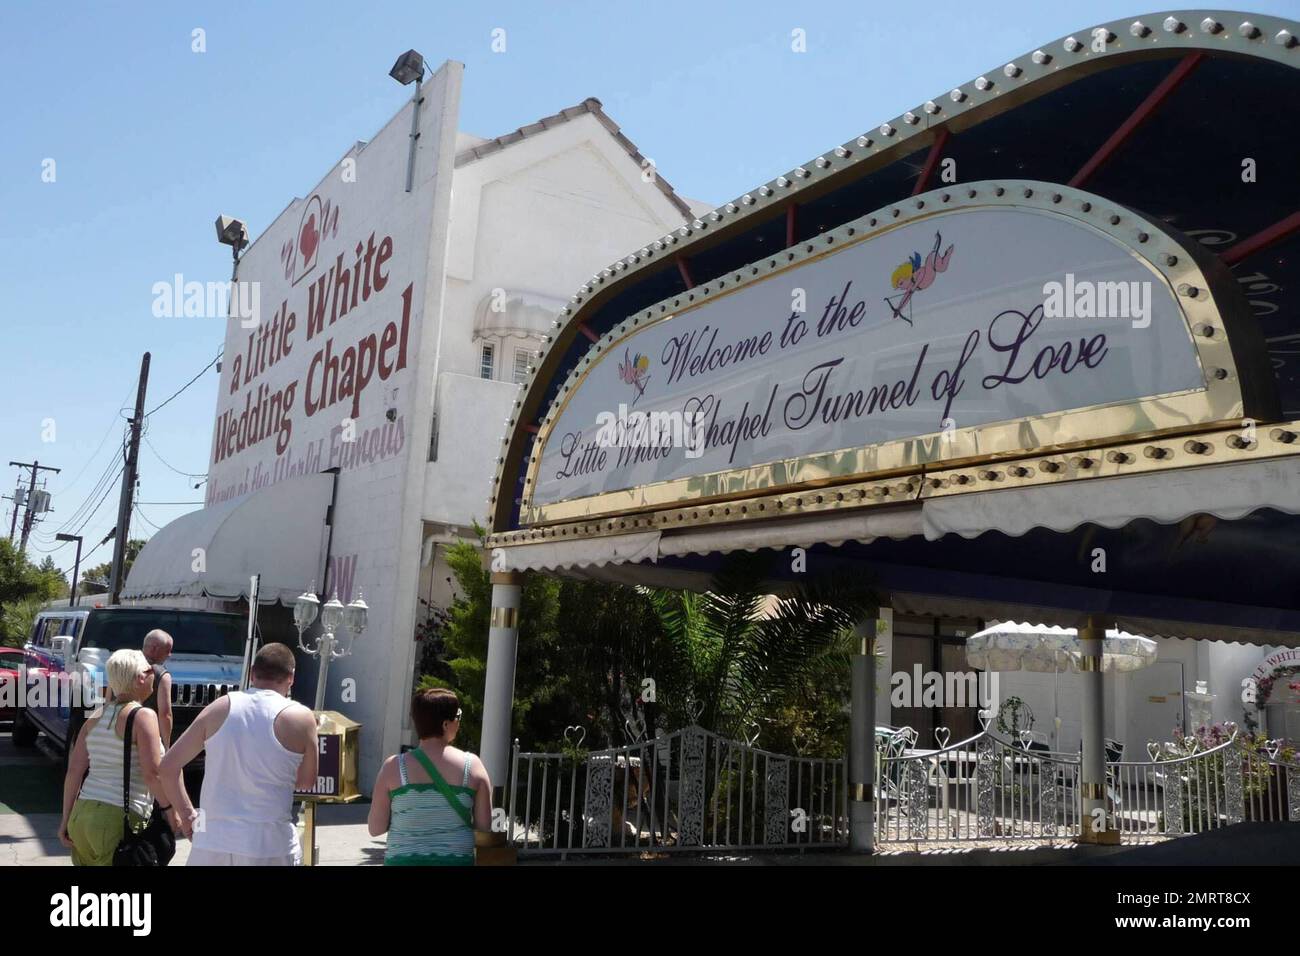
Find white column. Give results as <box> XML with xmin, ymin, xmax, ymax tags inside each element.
<box><xmin>1077</xmin><ymin>614</ymin><xmax>1118</xmax><ymax>844</ymax></box>
<box><xmin>480</xmin><ymin>571</ymin><xmax>522</xmax><ymax>787</ymax></box>
<box><xmin>850</xmin><ymin>606</ymin><xmax>888</xmax><ymax>852</ymax></box>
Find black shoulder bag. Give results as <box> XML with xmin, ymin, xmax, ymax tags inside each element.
<box><xmin>112</xmin><ymin>706</ymin><xmax>177</xmax><ymax>867</ymax></box>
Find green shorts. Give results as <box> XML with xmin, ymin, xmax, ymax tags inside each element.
<box><xmin>68</xmin><ymin>798</ymin><xmax>146</xmax><ymax>867</ymax></box>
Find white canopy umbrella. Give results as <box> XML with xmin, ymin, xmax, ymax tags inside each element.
<box><xmin>966</xmin><ymin>621</ymin><xmax>1158</xmax><ymax>748</ymax></box>
<box><xmin>966</xmin><ymin>621</ymin><xmax>1158</xmax><ymax>674</ymax></box>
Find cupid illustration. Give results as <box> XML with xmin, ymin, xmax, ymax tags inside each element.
<box><xmin>618</xmin><ymin>349</ymin><xmax>651</xmax><ymax>404</ymax></box>
<box><xmin>884</xmin><ymin>230</ymin><xmax>954</xmax><ymax>325</ymax></box>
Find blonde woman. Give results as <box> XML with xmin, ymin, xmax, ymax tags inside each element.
<box><xmin>59</xmin><ymin>648</ymin><xmax>181</xmax><ymax>865</ymax></box>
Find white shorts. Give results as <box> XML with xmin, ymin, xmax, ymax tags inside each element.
<box><xmin>187</xmin><ymin>846</ymin><xmax>301</xmax><ymax>866</ymax></box>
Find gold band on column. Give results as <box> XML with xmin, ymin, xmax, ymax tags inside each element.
<box><xmin>490</xmin><ymin>606</ymin><xmax>518</xmax><ymax>629</ymax></box>
<box><xmin>1081</xmin><ymin>781</ymin><xmax>1105</xmax><ymax>799</ymax></box>
<box><xmin>1078</xmin><ymin>654</ymin><xmax>1101</xmax><ymax>672</ymax></box>
<box><xmin>850</xmin><ymin>783</ymin><xmax>866</xmax><ymax>801</ymax></box>
<box><xmin>490</xmin><ymin>570</ymin><xmax>523</xmax><ymax>586</ymax></box>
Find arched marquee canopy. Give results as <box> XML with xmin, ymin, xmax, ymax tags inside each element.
<box><xmin>487</xmin><ymin>10</ymin><xmax>1300</xmax><ymax>647</ymax></box>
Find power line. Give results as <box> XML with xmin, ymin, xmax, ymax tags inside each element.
<box><xmin>36</xmin><ymin>445</ymin><xmax>124</xmax><ymax>540</ymax></box>
<box><xmin>143</xmin><ymin>433</ymin><xmax>207</xmax><ymax>479</ymax></box>
<box><xmin>51</xmin><ymin>383</ymin><xmax>136</xmax><ymax>497</ymax></box>
<box><xmin>30</xmin><ymin>465</ymin><xmax>123</xmax><ymax>553</ymax></box>
<box><xmin>49</xmin><ymin>533</ymin><xmax>113</xmax><ymax>580</ymax></box>
<box><xmin>134</xmin><ymin>503</ymin><xmax>161</xmax><ymax>532</ymax></box>
<box><xmin>145</xmin><ymin>349</ymin><xmax>222</xmax><ymax>418</ymax></box>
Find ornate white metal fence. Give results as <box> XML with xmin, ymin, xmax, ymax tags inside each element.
<box><xmin>506</xmin><ymin>726</ymin><xmax>848</xmax><ymax>856</ymax></box>
<box><xmin>1108</xmin><ymin>734</ymin><xmax>1300</xmax><ymax>837</ymax></box>
<box><xmin>875</xmin><ymin>726</ymin><xmax>1300</xmax><ymax>845</ymax></box>
<box><xmin>875</xmin><ymin>728</ymin><xmax>1082</xmax><ymax>842</ymax></box>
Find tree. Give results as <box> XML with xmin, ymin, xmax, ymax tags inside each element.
<box><xmin>80</xmin><ymin>537</ymin><xmax>147</xmax><ymax>594</ymax></box>
<box><xmin>644</xmin><ymin>551</ymin><xmax>880</xmax><ymax>746</ymax></box>
<box><xmin>437</xmin><ymin>531</ymin><xmax>561</xmax><ymax>752</ymax></box>
<box><xmin>430</xmin><ymin>538</ymin><xmax>879</xmax><ymax>757</ymax></box>
<box><xmin>0</xmin><ymin>539</ymin><xmax>70</xmax><ymax>645</ymax></box>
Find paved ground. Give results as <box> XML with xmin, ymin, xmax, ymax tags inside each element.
<box><xmin>0</xmin><ymin>726</ymin><xmax>389</xmax><ymax>866</ymax></box>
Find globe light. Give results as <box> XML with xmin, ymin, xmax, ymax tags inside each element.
<box><xmin>343</xmin><ymin>591</ymin><xmax>369</xmax><ymax>637</ymax></box>
<box><xmin>294</xmin><ymin>589</ymin><xmax>320</xmax><ymax>634</ymax></box>
<box><xmin>320</xmin><ymin>592</ymin><xmax>345</xmax><ymax>635</ymax></box>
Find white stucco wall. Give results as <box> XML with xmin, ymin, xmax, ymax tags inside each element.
<box><xmin>418</xmin><ymin>111</ymin><xmax>695</xmax><ymax>566</ymax></box>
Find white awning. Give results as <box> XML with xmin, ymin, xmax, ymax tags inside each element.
<box><xmin>923</xmin><ymin>457</ymin><xmax>1300</xmax><ymax>541</ymax></box>
<box><xmin>496</xmin><ymin>506</ymin><xmax>922</xmax><ymax>573</ymax></box>
<box><xmin>473</xmin><ymin>289</ymin><xmax>565</xmax><ymax>339</ymax></box>
<box><xmin>123</xmin><ymin>473</ymin><xmax>335</xmax><ymax>605</ymax></box>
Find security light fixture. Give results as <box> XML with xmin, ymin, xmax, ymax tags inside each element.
<box><xmin>388</xmin><ymin>49</ymin><xmax>426</xmax><ymax>86</ymax></box>
<box><xmin>390</xmin><ymin>49</ymin><xmax>430</xmax><ymax>192</ymax></box>
<box><xmin>215</xmin><ymin>215</ymin><xmax>248</xmax><ymax>250</ymax></box>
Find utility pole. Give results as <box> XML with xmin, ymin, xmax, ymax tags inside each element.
<box><xmin>4</xmin><ymin>490</ymin><xmax>22</xmax><ymax>542</ymax></box>
<box><xmin>9</xmin><ymin>460</ymin><xmax>61</xmax><ymax>553</ymax></box>
<box><xmin>109</xmin><ymin>353</ymin><xmax>150</xmax><ymax>605</ymax></box>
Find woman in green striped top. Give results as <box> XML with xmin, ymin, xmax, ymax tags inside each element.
<box><xmin>368</xmin><ymin>689</ymin><xmax>492</xmax><ymax>866</ymax></box>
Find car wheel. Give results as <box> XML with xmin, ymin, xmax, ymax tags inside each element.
<box><xmin>11</xmin><ymin>704</ymin><xmax>37</xmax><ymax>746</ymax></box>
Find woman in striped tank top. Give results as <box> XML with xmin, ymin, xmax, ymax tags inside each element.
<box><xmin>368</xmin><ymin>689</ymin><xmax>493</xmax><ymax>865</ymax></box>
<box><xmin>59</xmin><ymin>649</ymin><xmax>181</xmax><ymax>866</ymax></box>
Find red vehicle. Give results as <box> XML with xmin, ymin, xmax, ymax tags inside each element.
<box><xmin>0</xmin><ymin>645</ymin><xmax>23</xmax><ymax>723</ymax></box>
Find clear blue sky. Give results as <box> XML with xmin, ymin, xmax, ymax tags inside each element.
<box><xmin>3</xmin><ymin>0</ymin><xmax>1298</xmax><ymax>581</ymax></box>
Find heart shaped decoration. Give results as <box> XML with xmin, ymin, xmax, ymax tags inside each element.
<box><xmin>1265</xmin><ymin>739</ymin><xmax>1281</xmax><ymax>760</ymax></box>
<box><xmin>934</xmin><ymin>727</ymin><xmax>951</xmax><ymax>750</ymax></box>
<box><xmin>977</xmin><ymin>709</ymin><xmax>993</xmax><ymax>732</ymax></box>
<box><xmin>745</xmin><ymin>722</ymin><xmax>761</xmax><ymax>746</ymax></box>
<box><xmin>624</xmin><ymin>717</ymin><xmax>645</xmax><ymax>743</ymax></box>
<box><xmin>563</xmin><ymin>725</ymin><xmax>587</xmax><ymax>749</ymax></box>
<box><xmin>686</xmin><ymin>696</ymin><xmax>705</xmax><ymax>724</ymax></box>
<box><xmin>1147</xmin><ymin>741</ymin><xmax>1162</xmax><ymax>761</ymax></box>
<box><xmin>1019</xmin><ymin>729</ymin><xmax>1034</xmax><ymax>751</ymax></box>
<box><xmin>299</xmin><ymin>213</ymin><xmax>319</xmax><ymax>265</ymax></box>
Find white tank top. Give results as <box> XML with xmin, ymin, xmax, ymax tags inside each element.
<box><xmin>79</xmin><ymin>703</ymin><xmax>159</xmax><ymax>818</ymax></box>
<box><xmin>194</xmin><ymin>688</ymin><xmax>304</xmax><ymax>858</ymax></box>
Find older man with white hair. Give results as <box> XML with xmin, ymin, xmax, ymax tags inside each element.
<box><xmin>142</xmin><ymin>629</ymin><xmax>174</xmax><ymax>746</ymax></box>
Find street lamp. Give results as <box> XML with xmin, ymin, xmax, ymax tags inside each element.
<box><xmin>293</xmin><ymin>586</ymin><xmax>368</xmax><ymax>721</ymax></box>
<box><xmin>55</xmin><ymin>533</ymin><xmax>83</xmax><ymax>606</ymax></box>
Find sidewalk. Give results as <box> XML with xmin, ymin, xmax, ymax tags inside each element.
<box><xmin>0</xmin><ymin>802</ymin><xmax>388</xmax><ymax>866</ymax></box>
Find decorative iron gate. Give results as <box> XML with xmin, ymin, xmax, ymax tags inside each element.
<box><xmin>875</xmin><ymin>727</ymin><xmax>1082</xmax><ymax>842</ymax></box>
<box><xmin>875</xmin><ymin>726</ymin><xmax>1299</xmax><ymax>845</ymax></box>
<box><xmin>506</xmin><ymin>726</ymin><xmax>847</xmax><ymax>856</ymax></box>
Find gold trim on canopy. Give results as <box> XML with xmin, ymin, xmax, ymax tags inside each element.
<box><xmin>515</xmin><ymin>181</ymin><xmax>1268</xmax><ymax>528</ymax></box>
<box><xmin>489</xmin><ymin>11</ymin><xmax>1300</xmax><ymax>537</ymax></box>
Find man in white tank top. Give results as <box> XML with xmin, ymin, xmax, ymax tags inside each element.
<box><xmin>159</xmin><ymin>643</ymin><xmax>318</xmax><ymax>865</ymax></box>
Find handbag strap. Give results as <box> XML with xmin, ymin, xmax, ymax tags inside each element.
<box><xmin>120</xmin><ymin>705</ymin><xmax>139</xmax><ymax>840</ymax></box>
<box><xmin>407</xmin><ymin>748</ymin><xmax>474</xmax><ymax>830</ymax></box>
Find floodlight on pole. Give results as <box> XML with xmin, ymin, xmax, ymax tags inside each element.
<box><xmin>215</xmin><ymin>214</ymin><xmax>249</xmax><ymax>276</ymax></box>
<box><xmin>388</xmin><ymin>49</ymin><xmax>426</xmax><ymax>85</ymax></box>
<box><xmin>389</xmin><ymin>49</ymin><xmax>429</xmax><ymax>193</ymax></box>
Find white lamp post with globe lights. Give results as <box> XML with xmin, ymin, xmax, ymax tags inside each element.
<box><xmin>293</xmin><ymin>585</ymin><xmax>368</xmax><ymax>722</ymax></box>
